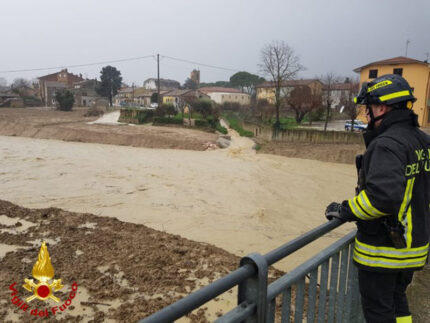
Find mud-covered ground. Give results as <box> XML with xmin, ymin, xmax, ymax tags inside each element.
<box><xmin>0</xmin><ymin>200</ymin><xmax>284</xmax><ymax>322</ymax></box>
<box><xmin>0</xmin><ymin>108</ymin><xmax>218</xmax><ymax>151</ymax></box>
<box><xmin>256</xmin><ymin>140</ymin><xmax>365</xmax><ymax>165</ymax></box>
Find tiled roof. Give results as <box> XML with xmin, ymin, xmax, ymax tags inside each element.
<box><xmin>198</xmin><ymin>87</ymin><xmax>241</xmax><ymax>94</ymax></box>
<box><xmin>354</xmin><ymin>56</ymin><xmax>429</xmax><ymax>72</ymax></box>
<box><xmin>163</xmin><ymin>89</ymin><xmax>193</xmax><ymax>96</ymax></box>
<box><xmin>323</xmin><ymin>83</ymin><xmax>356</xmax><ymax>91</ymax></box>
<box><xmin>38</xmin><ymin>69</ymin><xmax>84</xmax><ymax>82</ymax></box>
<box><xmin>117</xmin><ymin>87</ymin><xmax>134</xmax><ymax>93</ymax></box>
<box><xmin>256</xmin><ymin>79</ymin><xmax>321</xmax><ymax>88</ymax></box>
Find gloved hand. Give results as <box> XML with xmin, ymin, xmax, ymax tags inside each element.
<box><xmin>325</xmin><ymin>202</ymin><xmax>345</xmax><ymax>222</ymax></box>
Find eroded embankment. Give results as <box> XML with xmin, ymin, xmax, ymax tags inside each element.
<box><xmin>0</xmin><ymin>200</ymin><xmax>284</xmax><ymax>322</ymax></box>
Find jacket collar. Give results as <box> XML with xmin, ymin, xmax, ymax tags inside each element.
<box><xmin>363</xmin><ymin>109</ymin><xmax>419</xmax><ymax>147</ymax></box>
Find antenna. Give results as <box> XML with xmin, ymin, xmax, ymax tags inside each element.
<box><xmin>405</xmin><ymin>39</ymin><xmax>410</xmax><ymax>57</ymax></box>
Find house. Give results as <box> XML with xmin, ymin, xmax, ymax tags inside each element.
<box><xmin>162</xmin><ymin>89</ymin><xmax>210</xmax><ymax>110</ymax></box>
<box><xmin>133</xmin><ymin>87</ymin><xmax>156</xmax><ymax>107</ymax></box>
<box><xmin>42</xmin><ymin>81</ymin><xmax>68</xmax><ymax>106</ymax></box>
<box><xmin>324</xmin><ymin>82</ymin><xmax>358</xmax><ymax>111</ymax></box>
<box><xmin>256</xmin><ymin>79</ymin><xmax>323</xmax><ymax>104</ymax></box>
<box><xmin>143</xmin><ymin>78</ymin><xmax>180</xmax><ymax>91</ymax></box>
<box><xmin>199</xmin><ymin>87</ymin><xmax>251</xmax><ymax>106</ymax></box>
<box><xmin>71</xmin><ymin>79</ymin><xmax>101</xmax><ymax>107</ymax></box>
<box><xmin>353</xmin><ymin>56</ymin><xmax>430</xmax><ymax>126</ymax></box>
<box><xmin>0</xmin><ymin>90</ymin><xmax>23</xmax><ymax>108</ymax></box>
<box><xmin>38</xmin><ymin>69</ymin><xmax>84</xmax><ymax>106</ymax></box>
<box><xmin>114</xmin><ymin>87</ymin><xmax>134</xmax><ymax>106</ymax></box>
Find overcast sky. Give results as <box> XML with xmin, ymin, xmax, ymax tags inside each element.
<box><xmin>1</xmin><ymin>0</ymin><xmax>429</xmax><ymax>86</ymax></box>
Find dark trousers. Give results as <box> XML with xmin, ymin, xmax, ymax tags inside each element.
<box><xmin>358</xmin><ymin>269</ymin><xmax>414</xmax><ymax>323</ymax></box>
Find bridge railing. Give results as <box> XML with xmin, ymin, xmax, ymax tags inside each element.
<box><xmin>140</xmin><ymin>219</ymin><xmax>365</xmax><ymax>323</ymax></box>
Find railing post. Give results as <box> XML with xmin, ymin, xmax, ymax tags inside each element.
<box><xmin>238</xmin><ymin>253</ymin><xmax>268</xmax><ymax>323</ymax></box>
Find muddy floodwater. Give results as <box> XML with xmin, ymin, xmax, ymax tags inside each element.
<box><xmin>0</xmin><ymin>133</ymin><xmax>356</xmax><ymax>272</ymax></box>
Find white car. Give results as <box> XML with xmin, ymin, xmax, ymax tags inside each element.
<box><xmin>345</xmin><ymin>120</ymin><xmax>367</xmax><ymax>132</ymax></box>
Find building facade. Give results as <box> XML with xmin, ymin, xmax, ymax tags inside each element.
<box><xmin>162</xmin><ymin>89</ymin><xmax>209</xmax><ymax>111</ymax></box>
<box><xmin>256</xmin><ymin>79</ymin><xmax>323</xmax><ymax>104</ymax></box>
<box><xmin>199</xmin><ymin>87</ymin><xmax>250</xmax><ymax>105</ymax></box>
<box><xmin>71</xmin><ymin>79</ymin><xmax>101</xmax><ymax>107</ymax></box>
<box><xmin>354</xmin><ymin>56</ymin><xmax>430</xmax><ymax>126</ymax></box>
<box><xmin>38</xmin><ymin>69</ymin><xmax>84</xmax><ymax>106</ymax></box>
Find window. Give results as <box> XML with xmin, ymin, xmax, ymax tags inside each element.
<box><xmin>369</xmin><ymin>69</ymin><xmax>378</xmax><ymax>78</ymax></box>
<box><xmin>393</xmin><ymin>68</ymin><xmax>403</xmax><ymax>76</ymax></box>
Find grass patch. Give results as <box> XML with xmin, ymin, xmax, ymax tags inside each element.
<box><xmin>153</xmin><ymin>116</ymin><xmax>184</xmax><ymax>125</ymax></box>
<box><xmin>223</xmin><ymin>114</ymin><xmax>253</xmax><ymax>137</ymax></box>
<box><xmin>215</xmin><ymin>121</ymin><xmax>228</xmax><ymax>134</ymax></box>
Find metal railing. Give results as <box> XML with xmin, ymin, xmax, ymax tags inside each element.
<box><xmin>140</xmin><ymin>219</ymin><xmax>365</xmax><ymax>323</ymax></box>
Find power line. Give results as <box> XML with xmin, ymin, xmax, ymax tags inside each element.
<box><xmin>0</xmin><ymin>55</ymin><xmax>155</xmax><ymax>73</ymax></box>
<box><xmin>161</xmin><ymin>55</ymin><xmax>241</xmax><ymax>72</ymax></box>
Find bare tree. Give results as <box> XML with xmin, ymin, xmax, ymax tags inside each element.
<box><xmin>287</xmin><ymin>85</ymin><xmax>322</xmax><ymax>123</ymax></box>
<box><xmin>340</xmin><ymin>79</ymin><xmax>360</xmax><ymax>131</ymax></box>
<box><xmin>0</xmin><ymin>77</ymin><xmax>7</xmax><ymax>90</ymax></box>
<box><xmin>11</xmin><ymin>78</ymin><xmax>30</xmax><ymax>90</ymax></box>
<box><xmin>322</xmin><ymin>72</ymin><xmax>339</xmax><ymax>131</ymax></box>
<box><xmin>253</xmin><ymin>98</ymin><xmax>276</xmax><ymax>122</ymax></box>
<box><xmin>259</xmin><ymin>40</ymin><xmax>304</xmax><ymax>132</ymax></box>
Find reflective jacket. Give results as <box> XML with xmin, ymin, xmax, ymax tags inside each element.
<box><xmin>342</xmin><ymin>109</ymin><xmax>430</xmax><ymax>272</ymax></box>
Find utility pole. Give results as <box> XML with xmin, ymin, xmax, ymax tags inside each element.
<box><xmin>157</xmin><ymin>53</ymin><xmax>160</xmax><ymax>107</ymax></box>
<box><xmin>405</xmin><ymin>39</ymin><xmax>410</xmax><ymax>57</ymax></box>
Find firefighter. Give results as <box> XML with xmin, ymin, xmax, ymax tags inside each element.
<box><xmin>325</xmin><ymin>74</ymin><xmax>430</xmax><ymax>323</ymax></box>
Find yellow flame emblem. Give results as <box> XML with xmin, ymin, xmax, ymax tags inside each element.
<box><xmin>23</xmin><ymin>241</ymin><xmax>63</xmax><ymax>302</ymax></box>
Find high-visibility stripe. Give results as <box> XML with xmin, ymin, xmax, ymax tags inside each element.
<box><xmin>348</xmin><ymin>190</ymin><xmax>388</xmax><ymax>220</ymax></box>
<box><xmin>348</xmin><ymin>198</ymin><xmax>372</xmax><ymax>220</ymax></box>
<box><xmin>359</xmin><ymin>190</ymin><xmax>388</xmax><ymax>216</ymax></box>
<box><xmin>397</xmin><ymin>178</ymin><xmax>415</xmax><ymax>248</ymax></box>
<box><xmin>406</xmin><ymin>205</ymin><xmax>413</xmax><ymax>248</ymax></box>
<box><xmin>355</xmin><ymin>239</ymin><xmax>429</xmax><ymax>258</ymax></box>
<box><xmin>379</xmin><ymin>90</ymin><xmax>411</xmax><ymax>102</ymax></box>
<box><xmin>396</xmin><ymin>315</ymin><xmax>412</xmax><ymax>323</ymax></box>
<box><xmin>356</xmin><ymin>195</ymin><xmax>379</xmax><ymax>219</ymax></box>
<box><xmin>353</xmin><ymin>253</ymin><xmax>427</xmax><ymax>269</ymax></box>
<box><xmin>398</xmin><ymin>178</ymin><xmax>414</xmax><ymax>222</ymax></box>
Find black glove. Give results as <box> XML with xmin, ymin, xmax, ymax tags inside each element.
<box><xmin>325</xmin><ymin>202</ymin><xmax>345</xmax><ymax>222</ymax></box>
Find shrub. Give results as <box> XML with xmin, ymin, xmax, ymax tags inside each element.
<box><xmin>220</xmin><ymin>101</ymin><xmax>241</xmax><ymax>112</ymax></box>
<box><xmin>195</xmin><ymin>119</ymin><xmax>209</xmax><ymax>127</ymax></box>
<box><xmin>215</xmin><ymin>122</ymin><xmax>228</xmax><ymax>134</ymax></box>
<box><xmin>192</xmin><ymin>99</ymin><xmax>216</xmax><ymax>119</ymax></box>
<box><xmin>22</xmin><ymin>96</ymin><xmax>42</xmax><ymax>107</ymax></box>
<box><xmin>137</xmin><ymin>110</ymin><xmax>154</xmax><ymax>123</ymax></box>
<box><xmin>155</xmin><ymin>105</ymin><xmax>167</xmax><ymax>117</ymax></box>
<box><xmin>55</xmin><ymin>90</ymin><xmax>75</xmax><ymax>111</ymax></box>
<box><xmin>224</xmin><ymin>114</ymin><xmax>253</xmax><ymax>137</ymax></box>
<box><xmin>153</xmin><ymin>116</ymin><xmax>183</xmax><ymax>125</ymax></box>
<box><xmin>84</xmin><ymin>106</ymin><xmax>104</xmax><ymax>117</ymax></box>
<box><xmin>164</xmin><ymin>103</ymin><xmax>176</xmax><ymax>117</ymax></box>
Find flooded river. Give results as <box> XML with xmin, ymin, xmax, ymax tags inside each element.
<box><xmin>0</xmin><ymin>133</ymin><xmax>356</xmax><ymax>271</ymax></box>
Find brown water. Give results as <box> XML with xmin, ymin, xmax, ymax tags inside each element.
<box><xmin>0</xmin><ymin>133</ymin><xmax>356</xmax><ymax>272</ymax></box>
